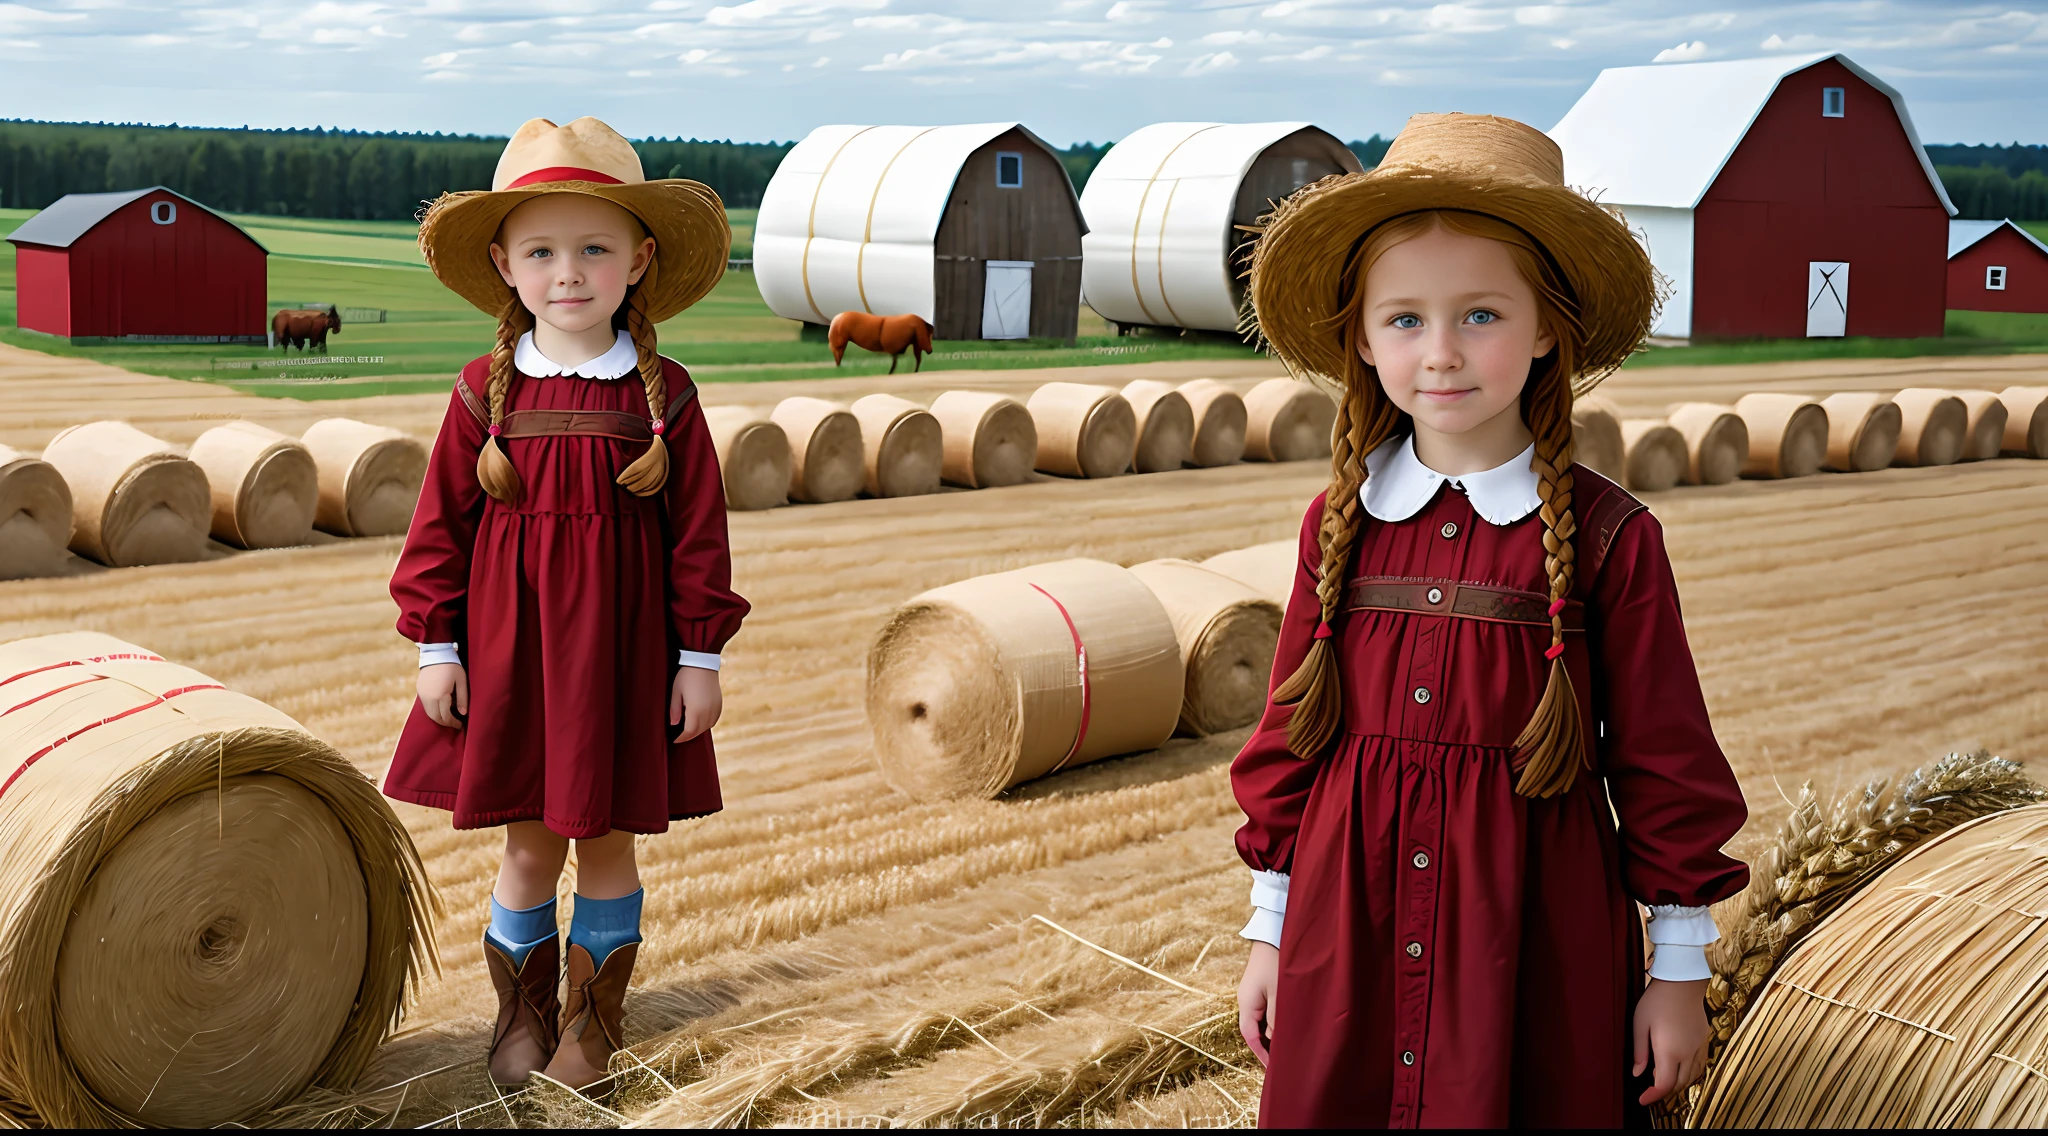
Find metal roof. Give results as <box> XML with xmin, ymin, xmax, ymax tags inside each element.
<box><xmin>6</xmin><ymin>186</ymin><xmax>266</xmax><ymax>251</ymax></box>
<box><xmin>1949</xmin><ymin>218</ymin><xmax>2048</xmax><ymax>259</ymax></box>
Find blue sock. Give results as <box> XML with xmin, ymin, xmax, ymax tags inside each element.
<box><xmin>569</xmin><ymin>889</ymin><xmax>644</xmax><ymax>970</ymax></box>
<box><xmin>485</xmin><ymin>895</ymin><xmax>558</xmax><ymax>968</ymax></box>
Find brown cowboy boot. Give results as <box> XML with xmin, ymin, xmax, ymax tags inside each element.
<box><xmin>483</xmin><ymin>934</ymin><xmax>561</xmax><ymax>1086</ymax></box>
<box><xmin>541</xmin><ymin>942</ymin><xmax>638</xmax><ymax>1090</ymax></box>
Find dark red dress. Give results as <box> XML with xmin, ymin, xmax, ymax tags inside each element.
<box><xmin>384</xmin><ymin>355</ymin><xmax>748</xmax><ymax>838</ymax></box>
<box><xmin>1232</xmin><ymin>467</ymin><xmax>1748</xmax><ymax>1128</ymax></box>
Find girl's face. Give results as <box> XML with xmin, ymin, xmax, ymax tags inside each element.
<box><xmin>1356</xmin><ymin>222</ymin><xmax>1557</xmax><ymax>438</ymax></box>
<box><xmin>489</xmin><ymin>194</ymin><xmax>656</xmax><ymax>335</ymax></box>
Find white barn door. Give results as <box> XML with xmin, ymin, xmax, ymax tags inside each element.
<box><xmin>982</xmin><ymin>260</ymin><xmax>1033</xmax><ymax>339</ymax></box>
<box><xmin>1806</xmin><ymin>262</ymin><xmax>1849</xmax><ymax>337</ymax></box>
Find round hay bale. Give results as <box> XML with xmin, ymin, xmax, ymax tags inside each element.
<box><xmin>1028</xmin><ymin>383</ymin><xmax>1137</xmax><ymax>479</ymax></box>
<box><xmin>1665</xmin><ymin>403</ymin><xmax>1749</xmax><ymax>485</ymax></box>
<box><xmin>40</xmin><ymin>421</ymin><xmax>211</xmax><ymax>567</ymax></box>
<box><xmin>1618</xmin><ymin>420</ymin><xmax>1687</xmax><ymax>493</ymax></box>
<box><xmin>1817</xmin><ymin>392</ymin><xmax>1903</xmax><ymax>473</ymax></box>
<box><xmin>1242</xmin><ymin>378</ymin><xmax>1335</xmax><ymax>462</ymax></box>
<box><xmin>1119</xmin><ymin>380</ymin><xmax>1196</xmax><ymax>473</ymax></box>
<box><xmin>929</xmin><ymin>390</ymin><xmax>1037</xmax><ymax>489</ymax></box>
<box><xmin>849</xmin><ymin>394</ymin><xmax>943</xmax><ymax>498</ymax></box>
<box><xmin>702</xmin><ymin>406</ymin><xmax>791</xmax><ymax>511</ymax></box>
<box><xmin>1998</xmin><ymin>386</ymin><xmax>2048</xmax><ymax>458</ymax></box>
<box><xmin>1198</xmin><ymin>540</ymin><xmax>1297</xmax><ymax>606</ymax></box>
<box><xmin>865</xmin><ymin>559</ymin><xmax>1183</xmax><ymax>800</ymax></box>
<box><xmin>300</xmin><ymin>418</ymin><xmax>427</xmax><ymax>538</ymax></box>
<box><xmin>1178</xmin><ymin>379</ymin><xmax>1247</xmax><ymax>467</ymax></box>
<box><xmin>0</xmin><ymin>445</ymin><xmax>72</xmax><ymax>581</ymax></box>
<box><xmin>1889</xmin><ymin>388</ymin><xmax>1967</xmax><ymax>468</ymax></box>
<box><xmin>1691</xmin><ymin>804</ymin><xmax>2048</xmax><ymax>1128</ymax></box>
<box><xmin>1128</xmin><ymin>559</ymin><xmax>1281</xmax><ymax>736</ymax></box>
<box><xmin>1733</xmin><ymin>393</ymin><xmax>1829</xmax><ymax>479</ymax></box>
<box><xmin>1571</xmin><ymin>396</ymin><xmax>1625</xmax><ymax>482</ymax></box>
<box><xmin>188</xmin><ymin>421</ymin><xmax>318</xmax><ymax>550</ymax></box>
<box><xmin>770</xmin><ymin>397</ymin><xmax>864</xmax><ymax>504</ymax></box>
<box><xmin>1954</xmin><ymin>389</ymin><xmax>2010</xmax><ymax>461</ymax></box>
<box><xmin>0</xmin><ymin>632</ymin><xmax>434</xmax><ymax>1128</ymax></box>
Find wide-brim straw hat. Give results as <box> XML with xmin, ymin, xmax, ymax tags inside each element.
<box><xmin>1249</xmin><ymin>112</ymin><xmax>1655</xmax><ymax>396</ymax></box>
<box><xmin>418</xmin><ymin>116</ymin><xmax>729</xmax><ymax>323</ymax></box>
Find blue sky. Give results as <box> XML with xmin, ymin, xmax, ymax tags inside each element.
<box><xmin>1</xmin><ymin>1</ymin><xmax>2043</xmax><ymax>144</ymax></box>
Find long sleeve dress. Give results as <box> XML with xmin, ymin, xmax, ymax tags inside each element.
<box><xmin>384</xmin><ymin>341</ymin><xmax>749</xmax><ymax>839</ymax></box>
<box><xmin>1232</xmin><ymin>435</ymin><xmax>1748</xmax><ymax>1129</ymax></box>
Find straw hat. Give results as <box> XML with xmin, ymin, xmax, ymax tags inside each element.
<box><xmin>418</xmin><ymin>117</ymin><xmax>730</xmax><ymax>322</ymax></box>
<box><xmin>1248</xmin><ymin>113</ymin><xmax>1655</xmax><ymax>395</ymax></box>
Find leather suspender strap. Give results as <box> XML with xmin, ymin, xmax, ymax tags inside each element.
<box><xmin>662</xmin><ymin>381</ymin><xmax>699</xmax><ymax>426</ymax></box>
<box><xmin>1345</xmin><ymin>576</ymin><xmax>1586</xmax><ymax>632</ymax></box>
<box><xmin>455</xmin><ymin>377</ymin><xmax>489</xmax><ymax>426</ymax></box>
<box><xmin>1578</xmin><ymin>483</ymin><xmax>1648</xmax><ymax>586</ymax></box>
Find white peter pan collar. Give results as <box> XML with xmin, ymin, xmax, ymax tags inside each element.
<box><xmin>1361</xmin><ymin>434</ymin><xmax>1543</xmax><ymax>526</ymax></box>
<box><xmin>514</xmin><ymin>329</ymin><xmax>638</xmax><ymax>380</ymax></box>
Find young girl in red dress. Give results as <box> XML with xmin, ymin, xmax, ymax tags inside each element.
<box><xmin>384</xmin><ymin>117</ymin><xmax>748</xmax><ymax>1090</ymax></box>
<box><xmin>1231</xmin><ymin>113</ymin><xmax>1749</xmax><ymax>1128</ymax></box>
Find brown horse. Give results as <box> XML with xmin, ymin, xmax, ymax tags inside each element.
<box><xmin>273</xmin><ymin>307</ymin><xmax>342</xmax><ymax>353</ymax></box>
<box><xmin>829</xmin><ymin>311</ymin><xmax>932</xmax><ymax>374</ymax></box>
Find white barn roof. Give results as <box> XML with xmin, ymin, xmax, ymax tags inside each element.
<box><xmin>1549</xmin><ymin>52</ymin><xmax>1954</xmax><ymax>214</ymax></box>
<box><xmin>753</xmin><ymin>123</ymin><xmax>1073</xmax><ymax>326</ymax></box>
<box><xmin>1079</xmin><ymin>122</ymin><xmax>1360</xmax><ymax>332</ymax></box>
<box><xmin>1949</xmin><ymin>218</ymin><xmax>2048</xmax><ymax>259</ymax></box>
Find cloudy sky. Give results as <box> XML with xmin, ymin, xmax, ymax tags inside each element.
<box><xmin>2</xmin><ymin>1</ymin><xmax>2043</xmax><ymax>144</ymax></box>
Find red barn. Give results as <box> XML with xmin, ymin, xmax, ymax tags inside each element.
<box><xmin>1551</xmin><ymin>52</ymin><xmax>1955</xmax><ymax>340</ymax></box>
<box><xmin>1948</xmin><ymin>219</ymin><xmax>2048</xmax><ymax>314</ymax></box>
<box><xmin>7</xmin><ymin>187</ymin><xmax>267</xmax><ymax>343</ymax></box>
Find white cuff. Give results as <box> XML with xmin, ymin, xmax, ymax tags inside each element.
<box><xmin>417</xmin><ymin>642</ymin><xmax>461</xmax><ymax>668</ymax></box>
<box><xmin>1645</xmin><ymin>904</ymin><xmax>1718</xmax><ymax>946</ymax></box>
<box><xmin>1241</xmin><ymin>906</ymin><xmax>1285</xmax><ymax>948</ymax></box>
<box><xmin>1240</xmin><ymin>869</ymin><xmax>1289</xmax><ymax>947</ymax></box>
<box><xmin>1647</xmin><ymin>942</ymin><xmax>1711</xmax><ymax>982</ymax></box>
<box><xmin>677</xmin><ymin>649</ymin><xmax>722</xmax><ymax>672</ymax></box>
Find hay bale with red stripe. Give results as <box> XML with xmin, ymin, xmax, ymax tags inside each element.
<box><xmin>0</xmin><ymin>632</ymin><xmax>435</xmax><ymax>1129</ymax></box>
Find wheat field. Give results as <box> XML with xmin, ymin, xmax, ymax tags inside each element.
<box><xmin>1</xmin><ymin>345</ymin><xmax>2044</xmax><ymax>1126</ymax></box>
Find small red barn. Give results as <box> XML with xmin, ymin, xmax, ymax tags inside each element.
<box><xmin>1948</xmin><ymin>219</ymin><xmax>2048</xmax><ymax>314</ymax></box>
<box><xmin>7</xmin><ymin>187</ymin><xmax>267</xmax><ymax>343</ymax></box>
<box><xmin>1551</xmin><ymin>52</ymin><xmax>1955</xmax><ymax>340</ymax></box>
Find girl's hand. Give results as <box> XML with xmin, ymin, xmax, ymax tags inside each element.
<box><xmin>417</xmin><ymin>663</ymin><xmax>468</xmax><ymax>728</ymax></box>
<box><xmin>672</xmin><ymin>667</ymin><xmax>723</xmax><ymax>742</ymax></box>
<box><xmin>1633</xmin><ymin>977</ymin><xmax>1712</xmax><ymax>1105</ymax></box>
<box><xmin>1237</xmin><ymin>941</ymin><xmax>1280</xmax><ymax>1067</ymax></box>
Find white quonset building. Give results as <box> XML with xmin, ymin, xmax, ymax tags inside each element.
<box><xmin>1079</xmin><ymin>123</ymin><xmax>1360</xmax><ymax>334</ymax></box>
<box><xmin>753</xmin><ymin>123</ymin><xmax>1087</xmax><ymax>341</ymax></box>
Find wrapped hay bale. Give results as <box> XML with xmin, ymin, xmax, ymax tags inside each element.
<box><xmin>1178</xmin><ymin>379</ymin><xmax>1247</xmax><ymax>467</ymax></box>
<box><xmin>849</xmin><ymin>394</ymin><xmax>943</xmax><ymax>498</ymax></box>
<box><xmin>1129</xmin><ymin>559</ymin><xmax>1281</xmax><ymax>736</ymax></box>
<box><xmin>1242</xmin><ymin>378</ymin><xmax>1335</xmax><ymax>462</ymax></box>
<box><xmin>1119</xmin><ymin>380</ymin><xmax>1195</xmax><ymax>473</ymax></box>
<box><xmin>1889</xmin><ymin>388</ymin><xmax>1967</xmax><ymax>468</ymax></box>
<box><xmin>301</xmin><ymin>418</ymin><xmax>427</xmax><ymax>538</ymax></box>
<box><xmin>0</xmin><ymin>632</ymin><xmax>434</xmax><ymax>1128</ymax></box>
<box><xmin>188</xmin><ymin>421</ymin><xmax>318</xmax><ymax>550</ymax></box>
<box><xmin>40</xmin><ymin>421</ymin><xmax>211</xmax><ymax>567</ymax></box>
<box><xmin>1733</xmin><ymin>393</ymin><xmax>1829</xmax><ymax>479</ymax></box>
<box><xmin>1817</xmin><ymin>392</ymin><xmax>1903</xmax><ymax>473</ymax></box>
<box><xmin>930</xmin><ymin>390</ymin><xmax>1037</xmax><ymax>489</ymax></box>
<box><xmin>703</xmin><ymin>406</ymin><xmax>792</xmax><ymax>511</ymax></box>
<box><xmin>2000</xmin><ymin>386</ymin><xmax>2048</xmax><ymax>457</ymax></box>
<box><xmin>1199</xmin><ymin>540</ymin><xmax>1297</xmax><ymax>606</ymax></box>
<box><xmin>1618</xmin><ymin>420</ymin><xmax>1687</xmax><ymax>493</ymax></box>
<box><xmin>770</xmin><ymin>397</ymin><xmax>864</xmax><ymax>504</ymax></box>
<box><xmin>866</xmin><ymin>559</ymin><xmax>1182</xmax><ymax>800</ymax></box>
<box><xmin>1570</xmin><ymin>397</ymin><xmax>1625</xmax><ymax>482</ymax></box>
<box><xmin>1954</xmin><ymin>389</ymin><xmax>2010</xmax><ymax>461</ymax></box>
<box><xmin>1665</xmin><ymin>403</ymin><xmax>1749</xmax><ymax>485</ymax></box>
<box><xmin>0</xmin><ymin>445</ymin><xmax>72</xmax><ymax>580</ymax></box>
<box><xmin>1028</xmin><ymin>383</ymin><xmax>1137</xmax><ymax>479</ymax></box>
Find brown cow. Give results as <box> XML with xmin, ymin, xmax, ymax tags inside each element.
<box><xmin>273</xmin><ymin>307</ymin><xmax>343</xmax><ymax>353</ymax></box>
<box><xmin>829</xmin><ymin>311</ymin><xmax>932</xmax><ymax>374</ymax></box>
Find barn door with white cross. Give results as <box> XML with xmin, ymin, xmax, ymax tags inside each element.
<box><xmin>1806</xmin><ymin>261</ymin><xmax>1849</xmax><ymax>337</ymax></box>
<box><xmin>982</xmin><ymin>260</ymin><xmax>1034</xmax><ymax>339</ymax></box>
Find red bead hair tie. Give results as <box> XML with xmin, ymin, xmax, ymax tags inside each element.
<box><xmin>1313</xmin><ymin>622</ymin><xmax>1333</xmax><ymax>640</ymax></box>
<box><xmin>650</xmin><ymin>418</ymin><xmax>665</xmax><ymax>436</ymax></box>
<box><xmin>1547</xmin><ymin>598</ymin><xmax>1566</xmax><ymax>616</ymax></box>
<box><xmin>1544</xmin><ymin>642</ymin><xmax>1566</xmax><ymax>660</ymax></box>
<box><xmin>488</xmin><ymin>424</ymin><xmax>502</xmax><ymax>437</ymax></box>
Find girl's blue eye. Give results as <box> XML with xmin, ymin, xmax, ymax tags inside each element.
<box><xmin>584</xmin><ymin>245</ymin><xmax>607</xmax><ymax>257</ymax></box>
<box><xmin>528</xmin><ymin>248</ymin><xmax>551</xmax><ymax>259</ymax></box>
<box><xmin>1392</xmin><ymin>314</ymin><xmax>1422</xmax><ymax>330</ymax></box>
<box><xmin>1468</xmin><ymin>309</ymin><xmax>1498</xmax><ymax>325</ymax></box>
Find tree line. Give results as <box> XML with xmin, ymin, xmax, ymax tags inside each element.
<box><xmin>1926</xmin><ymin>145</ymin><xmax>2048</xmax><ymax>222</ymax></box>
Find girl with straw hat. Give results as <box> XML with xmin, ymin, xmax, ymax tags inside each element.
<box><xmin>384</xmin><ymin>117</ymin><xmax>748</xmax><ymax>1091</ymax></box>
<box><xmin>1229</xmin><ymin>113</ymin><xmax>1749</xmax><ymax>1127</ymax></box>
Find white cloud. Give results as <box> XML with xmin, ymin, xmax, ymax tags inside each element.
<box><xmin>1105</xmin><ymin>1</ymin><xmax>1164</xmax><ymax>23</ymax></box>
<box><xmin>421</xmin><ymin>50</ymin><xmax>458</xmax><ymax>66</ymax></box>
<box><xmin>811</xmin><ymin>54</ymin><xmax>830</xmax><ymax>66</ymax></box>
<box><xmin>1202</xmin><ymin>29</ymin><xmax>1265</xmax><ymax>45</ymax></box>
<box><xmin>1653</xmin><ymin>40</ymin><xmax>1709</xmax><ymax>62</ymax></box>
<box><xmin>1183</xmin><ymin>49</ymin><xmax>1237</xmax><ymax>75</ymax></box>
<box><xmin>1262</xmin><ymin>43</ymin><xmax>1332</xmax><ymax>62</ymax></box>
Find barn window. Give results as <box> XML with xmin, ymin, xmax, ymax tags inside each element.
<box><xmin>1822</xmin><ymin>87</ymin><xmax>1845</xmax><ymax>117</ymax></box>
<box><xmin>995</xmin><ymin>151</ymin><xmax>1024</xmax><ymax>188</ymax></box>
<box><xmin>1987</xmin><ymin>265</ymin><xmax>2007</xmax><ymax>291</ymax></box>
<box><xmin>150</xmin><ymin>201</ymin><xmax>177</xmax><ymax>225</ymax></box>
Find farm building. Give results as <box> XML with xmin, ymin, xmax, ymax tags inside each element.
<box><xmin>7</xmin><ymin>186</ymin><xmax>267</xmax><ymax>344</ymax></box>
<box><xmin>754</xmin><ymin>124</ymin><xmax>1086</xmax><ymax>341</ymax></box>
<box><xmin>1550</xmin><ymin>52</ymin><xmax>1954</xmax><ymax>340</ymax></box>
<box><xmin>1079</xmin><ymin>123</ymin><xmax>1361</xmax><ymax>334</ymax></box>
<box><xmin>1947</xmin><ymin>219</ymin><xmax>2048</xmax><ymax>313</ymax></box>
